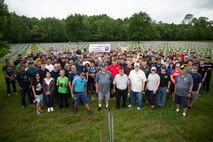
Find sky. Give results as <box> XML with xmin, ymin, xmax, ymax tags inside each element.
<box><xmin>4</xmin><ymin>0</ymin><xmax>213</xmax><ymax>24</ymax></box>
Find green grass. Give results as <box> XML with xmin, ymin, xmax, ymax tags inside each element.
<box><xmin>0</xmin><ymin>64</ymin><xmax>213</xmax><ymax>142</ymax></box>
<box><xmin>31</xmin><ymin>44</ymin><xmax>39</xmax><ymax>53</ymax></box>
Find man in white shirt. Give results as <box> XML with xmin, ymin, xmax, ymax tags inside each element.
<box><xmin>113</xmin><ymin>68</ymin><xmax>128</xmax><ymax>108</ymax></box>
<box><xmin>45</xmin><ymin>58</ymin><xmax>54</xmax><ymax>72</ymax></box>
<box><xmin>128</xmin><ymin>62</ymin><xmax>147</xmax><ymax>110</ymax></box>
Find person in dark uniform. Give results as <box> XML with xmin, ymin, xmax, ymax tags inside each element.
<box><xmin>2</xmin><ymin>59</ymin><xmax>17</xmax><ymax>96</ymax></box>
<box><xmin>203</xmin><ymin>57</ymin><xmax>213</xmax><ymax>92</ymax></box>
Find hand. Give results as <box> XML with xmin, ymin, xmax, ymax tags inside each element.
<box><xmin>34</xmin><ymin>95</ymin><xmax>37</xmax><ymax>98</ymax></box>
<box><xmin>113</xmin><ymin>89</ymin><xmax>116</xmax><ymax>93</ymax></box>
<box><xmin>188</xmin><ymin>92</ymin><xmax>192</xmax><ymax>98</ymax></box>
<box><xmin>166</xmin><ymin>88</ymin><xmax>169</xmax><ymax>93</ymax></box>
<box><xmin>153</xmin><ymin>90</ymin><xmax>157</xmax><ymax>94</ymax></box>
<box><xmin>72</xmin><ymin>94</ymin><xmax>74</xmax><ymax>99</ymax></box>
<box><xmin>141</xmin><ymin>88</ymin><xmax>144</xmax><ymax>92</ymax></box>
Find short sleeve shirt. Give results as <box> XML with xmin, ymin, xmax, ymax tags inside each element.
<box><xmin>128</xmin><ymin>70</ymin><xmax>147</xmax><ymax>92</ymax></box>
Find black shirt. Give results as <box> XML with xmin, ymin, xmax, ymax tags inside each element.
<box><xmin>33</xmin><ymin>80</ymin><xmax>43</xmax><ymax>95</ymax></box>
<box><xmin>16</xmin><ymin>72</ymin><xmax>30</xmax><ymax>88</ymax></box>
<box><xmin>204</xmin><ymin>62</ymin><xmax>213</xmax><ymax>77</ymax></box>
<box><xmin>2</xmin><ymin>65</ymin><xmax>15</xmax><ymax>77</ymax></box>
<box><xmin>51</xmin><ymin>70</ymin><xmax>60</xmax><ymax>81</ymax></box>
<box><xmin>198</xmin><ymin>66</ymin><xmax>207</xmax><ymax>79</ymax></box>
<box><xmin>37</xmin><ymin>68</ymin><xmax>49</xmax><ymax>81</ymax></box>
<box><xmin>189</xmin><ymin>72</ymin><xmax>202</xmax><ymax>91</ymax></box>
<box><xmin>159</xmin><ymin>72</ymin><xmax>170</xmax><ymax>87</ymax></box>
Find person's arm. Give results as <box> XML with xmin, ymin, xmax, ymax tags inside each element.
<box><xmin>96</xmin><ymin>82</ymin><xmax>99</xmax><ymax>93</ymax></box>
<box><xmin>170</xmin><ymin>74</ymin><xmax>175</xmax><ymax>84</ymax></box>
<box><xmin>71</xmin><ymin>83</ymin><xmax>74</xmax><ymax>98</ymax></box>
<box><xmin>84</xmin><ymin>82</ymin><xmax>87</xmax><ymax>96</ymax></box>
<box><xmin>202</xmin><ymin>72</ymin><xmax>207</xmax><ymax>82</ymax></box>
<box><xmin>3</xmin><ymin>71</ymin><xmax>11</xmax><ymax>79</ymax></box>
<box><xmin>167</xmin><ymin>81</ymin><xmax>171</xmax><ymax>93</ymax></box>
<box><xmin>32</xmin><ymin>85</ymin><xmax>37</xmax><ymax>98</ymax></box>
<box><xmin>154</xmin><ymin>80</ymin><xmax>160</xmax><ymax>94</ymax></box>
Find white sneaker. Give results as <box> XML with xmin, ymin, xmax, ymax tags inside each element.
<box><xmin>50</xmin><ymin>107</ymin><xmax>54</xmax><ymax>112</ymax></box>
<box><xmin>37</xmin><ymin>111</ymin><xmax>40</xmax><ymax>115</ymax></box>
<box><xmin>128</xmin><ymin>104</ymin><xmax>132</xmax><ymax>108</ymax></box>
<box><xmin>47</xmin><ymin>108</ymin><xmax>51</xmax><ymax>112</ymax></box>
<box><xmin>137</xmin><ymin>107</ymin><xmax>141</xmax><ymax>110</ymax></box>
<box><xmin>8</xmin><ymin>94</ymin><xmax>10</xmax><ymax>96</ymax></box>
<box><xmin>176</xmin><ymin>109</ymin><xmax>180</xmax><ymax>112</ymax></box>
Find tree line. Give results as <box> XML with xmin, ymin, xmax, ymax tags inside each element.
<box><xmin>0</xmin><ymin>2</ymin><xmax>213</xmax><ymax>44</ymax></box>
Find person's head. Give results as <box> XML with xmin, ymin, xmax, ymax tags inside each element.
<box><xmin>156</xmin><ymin>58</ymin><xmax>161</xmax><ymax>65</ymax></box>
<box><xmin>141</xmin><ymin>59</ymin><xmax>147</xmax><ymax>66</ymax></box>
<box><xmin>90</xmin><ymin>61</ymin><xmax>95</xmax><ymax>67</ymax></box>
<box><xmin>126</xmin><ymin>60</ymin><xmax>132</xmax><ymax>67</ymax></box>
<box><xmin>18</xmin><ymin>53</ymin><xmax>22</xmax><ymax>59</ymax></box>
<box><xmin>188</xmin><ymin>60</ymin><xmax>193</xmax><ymax>66</ymax></box>
<box><xmin>193</xmin><ymin>56</ymin><xmax>197</xmax><ymax>62</ymax></box>
<box><xmin>151</xmin><ymin>66</ymin><xmax>157</xmax><ymax>74</ymax></box>
<box><xmin>165</xmin><ymin>57</ymin><xmax>171</xmax><ymax>63</ymax></box>
<box><xmin>41</xmin><ymin>61</ymin><xmax>46</xmax><ymax>69</ymax></box>
<box><xmin>120</xmin><ymin>58</ymin><xmax>125</xmax><ymax>64</ymax></box>
<box><xmin>192</xmin><ymin>64</ymin><xmax>199</xmax><ymax>73</ymax></box>
<box><xmin>180</xmin><ymin>64</ymin><xmax>188</xmax><ymax>75</ymax></box>
<box><xmin>134</xmin><ymin>62</ymin><xmax>140</xmax><ymax>71</ymax></box>
<box><xmin>46</xmin><ymin>71</ymin><xmax>51</xmax><ymax>79</ymax></box>
<box><xmin>46</xmin><ymin>58</ymin><xmax>52</xmax><ymax>65</ymax></box>
<box><xmin>161</xmin><ymin>65</ymin><xmax>167</xmax><ymax>72</ymax></box>
<box><xmin>80</xmin><ymin>71</ymin><xmax>85</xmax><ymax>79</ymax></box>
<box><xmin>200</xmin><ymin>59</ymin><xmax>205</xmax><ymax>66</ymax></box>
<box><xmin>69</xmin><ymin>59</ymin><xmax>74</xmax><ymax>65</ymax></box>
<box><xmin>175</xmin><ymin>62</ymin><xmax>181</xmax><ymax>71</ymax></box>
<box><xmin>169</xmin><ymin>62</ymin><xmax>175</xmax><ymax>68</ymax></box>
<box><xmin>184</xmin><ymin>56</ymin><xmax>188</xmax><ymax>61</ymax></box>
<box><xmin>35</xmin><ymin>73</ymin><xmax>40</xmax><ymax>80</ymax></box>
<box><xmin>65</xmin><ymin>63</ymin><xmax>70</xmax><ymax>70</ymax></box>
<box><xmin>28</xmin><ymin>61</ymin><xmax>34</xmax><ymax>68</ymax></box>
<box><xmin>5</xmin><ymin>59</ymin><xmax>10</xmax><ymax>65</ymax></box>
<box><xmin>101</xmin><ymin>62</ymin><xmax>107</xmax><ymax>72</ymax></box>
<box><xmin>20</xmin><ymin>65</ymin><xmax>25</xmax><ymax>72</ymax></box>
<box><xmin>112</xmin><ymin>58</ymin><xmax>117</xmax><ymax>66</ymax></box>
<box><xmin>119</xmin><ymin>68</ymin><xmax>124</xmax><ymax>76</ymax></box>
<box><xmin>53</xmin><ymin>64</ymin><xmax>58</xmax><ymax>71</ymax></box>
<box><xmin>151</xmin><ymin>57</ymin><xmax>156</xmax><ymax>62</ymax></box>
<box><xmin>206</xmin><ymin>57</ymin><xmax>211</xmax><ymax>63</ymax></box>
<box><xmin>71</xmin><ymin>65</ymin><xmax>77</xmax><ymax>73</ymax></box>
<box><xmin>60</xmin><ymin>69</ymin><xmax>65</xmax><ymax>77</ymax></box>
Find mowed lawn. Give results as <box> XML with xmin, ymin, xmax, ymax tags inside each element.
<box><xmin>0</xmin><ymin>63</ymin><xmax>213</xmax><ymax>142</ymax></box>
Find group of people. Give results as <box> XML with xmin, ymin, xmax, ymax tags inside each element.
<box><xmin>2</xmin><ymin>47</ymin><xmax>212</xmax><ymax>117</ymax></box>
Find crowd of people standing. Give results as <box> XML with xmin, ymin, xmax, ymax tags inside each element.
<box><xmin>2</xmin><ymin>47</ymin><xmax>213</xmax><ymax>117</ymax></box>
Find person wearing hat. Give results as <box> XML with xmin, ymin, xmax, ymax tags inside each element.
<box><xmin>71</xmin><ymin>71</ymin><xmax>93</xmax><ymax>115</ymax></box>
<box><xmin>156</xmin><ymin>65</ymin><xmax>170</xmax><ymax>108</ymax></box>
<box><xmin>95</xmin><ymin>62</ymin><xmax>113</xmax><ymax>111</ymax></box>
<box><xmin>128</xmin><ymin>62</ymin><xmax>147</xmax><ymax>110</ymax></box>
<box><xmin>146</xmin><ymin>66</ymin><xmax>160</xmax><ymax>109</ymax></box>
<box><xmin>174</xmin><ymin>64</ymin><xmax>193</xmax><ymax>117</ymax></box>
<box><xmin>3</xmin><ymin>59</ymin><xmax>17</xmax><ymax>96</ymax></box>
<box><xmin>181</xmin><ymin>51</ymin><xmax>188</xmax><ymax>61</ymax></box>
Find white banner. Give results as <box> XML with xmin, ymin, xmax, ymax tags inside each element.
<box><xmin>89</xmin><ymin>44</ymin><xmax>111</xmax><ymax>53</ymax></box>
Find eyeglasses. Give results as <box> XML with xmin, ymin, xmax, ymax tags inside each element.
<box><xmin>81</xmin><ymin>74</ymin><xmax>85</xmax><ymax>76</ymax></box>
<box><xmin>151</xmin><ymin>70</ymin><xmax>156</xmax><ymax>71</ymax></box>
<box><xmin>36</xmin><ymin>76</ymin><xmax>40</xmax><ymax>77</ymax></box>
<box><xmin>161</xmin><ymin>68</ymin><xmax>166</xmax><ymax>69</ymax></box>
<box><xmin>193</xmin><ymin>68</ymin><xmax>198</xmax><ymax>69</ymax></box>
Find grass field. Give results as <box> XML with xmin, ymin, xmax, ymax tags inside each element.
<box><xmin>0</xmin><ymin>62</ymin><xmax>213</xmax><ymax>142</ymax></box>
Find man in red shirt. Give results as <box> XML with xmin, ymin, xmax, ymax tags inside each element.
<box><xmin>181</xmin><ymin>51</ymin><xmax>188</xmax><ymax>61</ymax></box>
<box><xmin>107</xmin><ymin>58</ymin><xmax>121</xmax><ymax>98</ymax></box>
<box><xmin>170</xmin><ymin>63</ymin><xmax>181</xmax><ymax>101</ymax></box>
<box><xmin>107</xmin><ymin>58</ymin><xmax>121</xmax><ymax>79</ymax></box>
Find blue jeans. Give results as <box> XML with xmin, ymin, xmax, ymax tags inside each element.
<box><xmin>130</xmin><ymin>91</ymin><xmax>142</xmax><ymax>108</ymax></box>
<box><xmin>45</xmin><ymin>94</ymin><xmax>53</xmax><ymax>107</ymax></box>
<box><xmin>156</xmin><ymin>87</ymin><xmax>167</xmax><ymax>108</ymax></box>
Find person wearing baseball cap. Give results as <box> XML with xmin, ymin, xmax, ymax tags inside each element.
<box><xmin>128</xmin><ymin>62</ymin><xmax>147</xmax><ymax>110</ymax></box>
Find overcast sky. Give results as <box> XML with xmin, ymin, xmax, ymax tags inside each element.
<box><xmin>4</xmin><ymin>0</ymin><xmax>213</xmax><ymax>24</ymax></box>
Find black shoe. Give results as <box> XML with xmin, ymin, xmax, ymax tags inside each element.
<box><xmin>188</xmin><ymin>106</ymin><xmax>192</xmax><ymax>110</ymax></box>
<box><xmin>98</xmin><ymin>107</ymin><xmax>102</xmax><ymax>112</ymax></box>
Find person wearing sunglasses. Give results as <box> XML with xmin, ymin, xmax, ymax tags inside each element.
<box><xmin>188</xmin><ymin>65</ymin><xmax>202</xmax><ymax>110</ymax></box>
<box><xmin>32</xmin><ymin>73</ymin><xmax>43</xmax><ymax>115</ymax></box>
<box><xmin>174</xmin><ymin>64</ymin><xmax>193</xmax><ymax>117</ymax></box>
<box><xmin>146</xmin><ymin>66</ymin><xmax>160</xmax><ymax>110</ymax></box>
<box><xmin>71</xmin><ymin>71</ymin><xmax>93</xmax><ymax>115</ymax></box>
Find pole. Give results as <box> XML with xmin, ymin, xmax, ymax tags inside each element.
<box><xmin>100</xmin><ymin>129</ymin><xmax>102</xmax><ymax>142</ymax></box>
<box><xmin>111</xmin><ymin>116</ymin><xmax>114</xmax><ymax>142</ymax></box>
<box><xmin>107</xmin><ymin>110</ymin><xmax>111</xmax><ymax>142</ymax></box>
